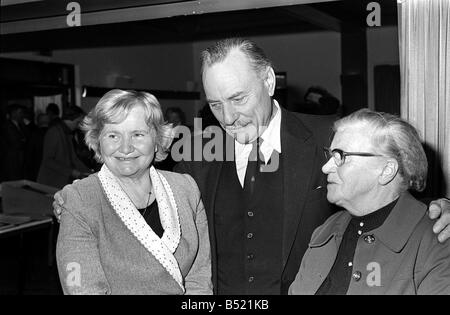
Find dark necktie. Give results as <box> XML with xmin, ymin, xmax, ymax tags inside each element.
<box><xmin>243</xmin><ymin>139</ymin><xmax>261</xmax><ymax>196</ymax></box>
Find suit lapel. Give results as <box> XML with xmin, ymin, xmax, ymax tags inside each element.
<box><xmin>281</xmin><ymin>109</ymin><xmax>317</xmax><ymax>269</ymax></box>
<box><xmin>200</xmin><ymin>132</ymin><xmax>233</xmax><ymax>292</ymax></box>
<box><xmin>200</xmin><ymin>132</ymin><xmax>233</xmax><ymax>226</ymax></box>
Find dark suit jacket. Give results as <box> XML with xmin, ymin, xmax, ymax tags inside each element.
<box><xmin>175</xmin><ymin>108</ymin><xmax>335</xmax><ymax>294</ymax></box>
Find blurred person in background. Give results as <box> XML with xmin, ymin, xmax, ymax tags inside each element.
<box><xmin>46</xmin><ymin>103</ymin><xmax>60</xmax><ymax>127</ymax></box>
<box><xmin>37</xmin><ymin>105</ymin><xmax>91</xmax><ymax>188</ymax></box>
<box><xmin>2</xmin><ymin>104</ymin><xmax>27</xmax><ymax>180</ymax></box>
<box><xmin>24</xmin><ymin>113</ymin><xmax>50</xmax><ymax>181</ymax></box>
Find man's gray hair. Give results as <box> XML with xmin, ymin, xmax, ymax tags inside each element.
<box><xmin>334</xmin><ymin>109</ymin><xmax>428</xmax><ymax>192</ymax></box>
<box><xmin>201</xmin><ymin>38</ymin><xmax>273</xmax><ymax>77</ymax></box>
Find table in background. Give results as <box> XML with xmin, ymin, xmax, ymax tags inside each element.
<box><xmin>0</xmin><ymin>215</ymin><xmax>55</xmax><ymax>294</ymax></box>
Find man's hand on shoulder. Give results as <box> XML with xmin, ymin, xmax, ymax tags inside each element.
<box><xmin>428</xmin><ymin>198</ymin><xmax>450</xmax><ymax>243</ymax></box>
<box><xmin>53</xmin><ymin>190</ymin><xmax>64</xmax><ymax>222</ymax></box>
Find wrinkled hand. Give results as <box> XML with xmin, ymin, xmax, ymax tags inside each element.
<box><xmin>53</xmin><ymin>190</ymin><xmax>64</xmax><ymax>222</ymax></box>
<box><xmin>429</xmin><ymin>198</ymin><xmax>450</xmax><ymax>243</ymax></box>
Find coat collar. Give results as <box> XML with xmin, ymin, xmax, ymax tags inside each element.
<box><xmin>98</xmin><ymin>165</ymin><xmax>185</xmax><ymax>292</ymax></box>
<box><xmin>309</xmin><ymin>212</ymin><xmax>351</xmax><ymax>247</ymax></box>
<box><xmin>309</xmin><ymin>191</ymin><xmax>427</xmax><ymax>253</ymax></box>
<box><xmin>372</xmin><ymin>191</ymin><xmax>427</xmax><ymax>252</ymax></box>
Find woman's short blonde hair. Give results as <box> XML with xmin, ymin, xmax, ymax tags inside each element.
<box><xmin>82</xmin><ymin>89</ymin><xmax>173</xmax><ymax>163</ymax></box>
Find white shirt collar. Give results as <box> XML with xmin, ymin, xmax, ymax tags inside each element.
<box><xmin>235</xmin><ymin>99</ymin><xmax>282</xmax><ymax>163</ymax></box>
<box><xmin>234</xmin><ymin>100</ymin><xmax>282</xmax><ymax>187</ymax></box>
<box><xmin>260</xmin><ymin>99</ymin><xmax>282</xmax><ymax>161</ymax></box>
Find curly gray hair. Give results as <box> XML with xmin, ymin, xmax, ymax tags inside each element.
<box><xmin>82</xmin><ymin>89</ymin><xmax>173</xmax><ymax>163</ymax></box>
<box><xmin>334</xmin><ymin>109</ymin><xmax>428</xmax><ymax>192</ymax></box>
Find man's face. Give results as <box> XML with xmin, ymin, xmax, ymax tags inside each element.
<box><xmin>322</xmin><ymin>124</ymin><xmax>385</xmax><ymax>214</ymax></box>
<box><xmin>202</xmin><ymin>49</ymin><xmax>275</xmax><ymax>144</ymax></box>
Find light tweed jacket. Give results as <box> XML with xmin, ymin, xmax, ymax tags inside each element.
<box><xmin>56</xmin><ymin>169</ymin><xmax>212</xmax><ymax>295</ymax></box>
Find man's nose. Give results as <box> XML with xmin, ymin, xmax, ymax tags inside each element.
<box><xmin>119</xmin><ymin>136</ymin><xmax>134</xmax><ymax>154</ymax></box>
<box><xmin>322</xmin><ymin>157</ymin><xmax>336</xmax><ymax>175</ymax></box>
<box><xmin>222</xmin><ymin>106</ymin><xmax>238</xmax><ymax>125</ymax></box>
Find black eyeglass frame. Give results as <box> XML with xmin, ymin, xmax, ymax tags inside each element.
<box><xmin>323</xmin><ymin>147</ymin><xmax>385</xmax><ymax>166</ymax></box>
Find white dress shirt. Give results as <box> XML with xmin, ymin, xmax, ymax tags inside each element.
<box><xmin>235</xmin><ymin>100</ymin><xmax>282</xmax><ymax>187</ymax></box>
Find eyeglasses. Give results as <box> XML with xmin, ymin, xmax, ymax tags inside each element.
<box><xmin>323</xmin><ymin>147</ymin><xmax>385</xmax><ymax>167</ymax></box>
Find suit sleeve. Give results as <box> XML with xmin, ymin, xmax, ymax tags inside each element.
<box><xmin>56</xmin><ymin>185</ymin><xmax>111</xmax><ymax>295</ymax></box>
<box><xmin>183</xmin><ymin>174</ymin><xmax>213</xmax><ymax>295</ymax></box>
<box><xmin>173</xmin><ymin>159</ymin><xmax>192</xmax><ymax>175</ymax></box>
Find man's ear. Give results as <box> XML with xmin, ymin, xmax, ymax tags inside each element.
<box><xmin>379</xmin><ymin>159</ymin><xmax>399</xmax><ymax>186</ymax></box>
<box><xmin>264</xmin><ymin>67</ymin><xmax>276</xmax><ymax>97</ymax></box>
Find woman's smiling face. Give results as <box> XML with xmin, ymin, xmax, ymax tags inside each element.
<box><xmin>99</xmin><ymin>105</ymin><xmax>156</xmax><ymax>180</ymax></box>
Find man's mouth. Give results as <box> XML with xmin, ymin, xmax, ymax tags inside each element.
<box><xmin>226</xmin><ymin>126</ymin><xmax>244</xmax><ymax>132</ymax></box>
<box><xmin>226</xmin><ymin>123</ymin><xmax>254</xmax><ymax>132</ymax></box>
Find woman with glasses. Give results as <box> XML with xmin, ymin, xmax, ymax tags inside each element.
<box><xmin>289</xmin><ymin>109</ymin><xmax>450</xmax><ymax>295</ymax></box>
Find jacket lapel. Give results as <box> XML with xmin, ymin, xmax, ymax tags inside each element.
<box><xmin>98</xmin><ymin>165</ymin><xmax>185</xmax><ymax>292</ymax></box>
<box><xmin>281</xmin><ymin>109</ymin><xmax>317</xmax><ymax>269</ymax></box>
<box><xmin>202</xmin><ymin>132</ymin><xmax>233</xmax><ymax>292</ymax></box>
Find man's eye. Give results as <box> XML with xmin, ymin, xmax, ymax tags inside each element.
<box><xmin>210</xmin><ymin>103</ymin><xmax>221</xmax><ymax>109</ymax></box>
<box><xmin>233</xmin><ymin>97</ymin><xmax>246</xmax><ymax>104</ymax></box>
<box><xmin>108</xmin><ymin>134</ymin><xmax>118</xmax><ymax>139</ymax></box>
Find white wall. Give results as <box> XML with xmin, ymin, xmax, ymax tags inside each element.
<box><xmin>193</xmin><ymin>31</ymin><xmax>342</xmax><ymax>111</ymax></box>
<box><xmin>1</xmin><ymin>42</ymin><xmax>198</xmax><ymax>125</ymax></box>
<box><xmin>366</xmin><ymin>26</ymin><xmax>400</xmax><ymax>109</ymax></box>
<box><xmin>2</xmin><ymin>31</ymin><xmax>343</xmax><ymax>121</ymax></box>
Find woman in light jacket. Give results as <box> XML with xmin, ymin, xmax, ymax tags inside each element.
<box><xmin>289</xmin><ymin>109</ymin><xmax>450</xmax><ymax>295</ymax></box>
<box><xmin>56</xmin><ymin>89</ymin><xmax>212</xmax><ymax>295</ymax></box>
